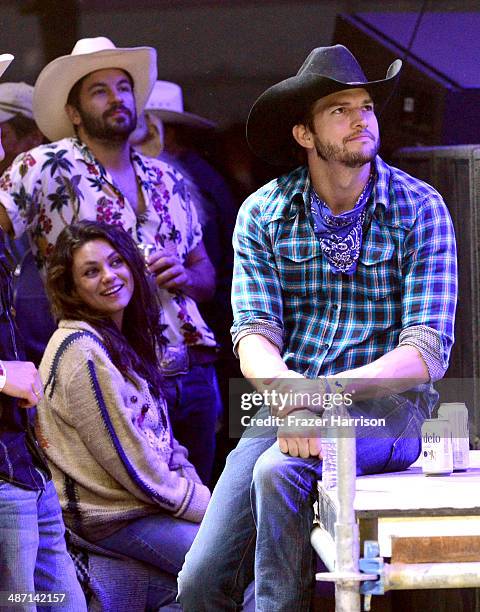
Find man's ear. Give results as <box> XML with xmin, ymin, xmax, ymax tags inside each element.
<box><xmin>292</xmin><ymin>124</ymin><xmax>314</xmax><ymax>151</ymax></box>
<box><xmin>65</xmin><ymin>104</ymin><xmax>81</xmax><ymax>128</ymax></box>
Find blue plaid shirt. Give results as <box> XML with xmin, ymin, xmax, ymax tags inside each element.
<box><xmin>232</xmin><ymin>157</ymin><xmax>457</xmax><ymax>389</ymax></box>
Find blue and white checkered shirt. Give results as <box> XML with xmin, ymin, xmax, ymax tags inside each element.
<box><xmin>231</xmin><ymin>156</ymin><xmax>457</xmax><ymax>392</ymax></box>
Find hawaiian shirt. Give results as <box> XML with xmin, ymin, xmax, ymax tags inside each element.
<box><xmin>231</xmin><ymin>156</ymin><xmax>457</xmax><ymax>412</ymax></box>
<box><xmin>0</xmin><ymin>137</ymin><xmax>216</xmax><ymax>349</ymax></box>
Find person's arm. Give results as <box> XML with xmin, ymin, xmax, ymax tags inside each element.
<box><xmin>237</xmin><ymin>333</ymin><xmax>288</xmax><ymax>380</ymax></box>
<box><xmin>0</xmin><ymin>150</ymin><xmax>42</xmax><ymax>239</ymax></box>
<box><xmin>237</xmin><ymin>334</ymin><xmax>320</xmax><ymax>459</ymax></box>
<box><xmin>169</xmin><ymin>437</ymin><xmax>203</xmax><ymax>484</ymax></box>
<box><xmin>44</xmin><ymin>342</ymin><xmax>210</xmax><ymax>522</ymax></box>
<box><xmin>331</xmin><ymin>345</ymin><xmax>428</xmax><ymax>401</ymax></box>
<box><xmin>336</xmin><ymin>190</ymin><xmax>457</xmax><ymax>397</ymax></box>
<box><xmin>0</xmin><ymin>359</ymin><xmax>42</xmax><ymax>407</ymax></box>
<box><xmin>147</xmin><ymin>241</ymin><xmax>216</xmax><ymax>302</ymax></box>
<box><xmin>231</xmin><ymin>193</ymin><xmax>321</xmax><ymax>457</ymax></box>
<box><xmin>231</xmin><ymin>191</ymin><xmax>285</xmax><ymax>361</ymax></box>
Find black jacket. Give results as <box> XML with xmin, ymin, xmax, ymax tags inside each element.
<box><xmin>0</xmin><ymin>242</ymin><xmax>49</xmax><ymax>489</ymax></box>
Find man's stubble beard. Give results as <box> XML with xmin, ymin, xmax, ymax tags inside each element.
<box><xmin>78</xmin><ymin>104</ymin><xmax>137</xmax><ymax>145</ymax></box>
<box><xmin>313</xmin><ymin>134</ymin><xmax>380</xmax><ymax>168</ymax></box>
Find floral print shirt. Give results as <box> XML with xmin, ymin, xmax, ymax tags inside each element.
<box><xmin>0</xmin><ymin>137</ymin><xmax>216</xmax><ymax>348</ymax></box>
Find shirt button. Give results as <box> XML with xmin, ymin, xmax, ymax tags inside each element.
<box><xmin>331</xmin><ymin>304</ymin><xmax>339</xmax><ymax>311</ymax></box>
<box><xmin>130</xmin><ymin>396</ymin><xmax>138</xmax><ymax>403</ymax></box>
<box><xmin>323</xmin><ymin>343</ymin><xmax>330</xmax><ymax>350</ymax></box>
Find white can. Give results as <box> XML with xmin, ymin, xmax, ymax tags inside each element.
<box><xmin>421</xmin><ymin>418</ymin><xmax>453</xmax><ymax>476</ymax></box>
<box><xmin>437</xmin><ymin>403</ymin><xmax>470</xmax><ymax>471</ymax></box>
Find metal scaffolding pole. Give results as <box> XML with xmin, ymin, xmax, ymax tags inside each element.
<box><xmin>334</xmin><ymin>428</ymin><xmax>361</xmax><ymax>611</ymax></box>
<box><xmin>383</xmin><ymin>562</ymin><xmax>480</xmax><ymax>591</ymax></box>
<box><xmin>314</xmin><ymin>415</ymin><xmax>374</xmax><ymax>611</ymax></box>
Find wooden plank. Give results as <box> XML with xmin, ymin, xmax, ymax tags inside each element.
<box><xmin>391</xmin><ymin>535</ymin><xmax>480</xmax><ymax>563</ymax></box>
<box><xmin>377</xmin><ymin>515</ymin><xmax>480</xmax><ymax>558</ymax></box>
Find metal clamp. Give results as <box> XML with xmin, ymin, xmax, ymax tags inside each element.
<box><xmin>359</xmin><ymin>541</ymin><xmax>384</xmax><ymax>611</ymax></box>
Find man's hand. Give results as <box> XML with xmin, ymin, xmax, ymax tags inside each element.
<box><xmin>2</xmin><ymin>361</ymin><xmax>43</xmax><ymax>407</ymax></box>
<box><xmin>277</xmin><ymin>408</ymin><xmax>323</xmax><ymax>458</ymax></box>
<box><xmin>146</xmin><ymin>242</ymin><xmax>215</xmax><ymax>302</ymax></box>
<box><xmin>260</xmin><ymin>370</ymin><xmax>306</xmax><ymax>416</ymax></box>
<box><xmin>147</xmin><ymin>250</ymin><xmax>190</xmax><ymax>292</ymax></box>
<box><xmin>262</xmin><ymin>371</ymin><xmax>330</xmax><ymax>417</ymax></box>
<box><xmin>278</xmin><ymin>435</ymin><xmax>322</xmax><ymax>458</ymax></box>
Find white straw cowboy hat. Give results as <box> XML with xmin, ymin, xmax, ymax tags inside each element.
<box><xmin>0</xmin><ymin>82</ymin><xmax>34</xmax><ymax>123</ymax></box>
<box><xmin>145</xmin><ymin>80</ymin><xmax>216</xmax><ymax>129</ymax></box>
<box><xmin>33</xmin><ymin>37</ymin><xmax>157</xmax><ymax>142</ymax></box>
<box><xmin>247</xmin><ymin>44</ymin><xmax>401</xmax><ymax>165</ymax></box>
<box><xmin>0</xmin><ymin>55</ymin><xmax>14</xmax><ymax>83</ymax></box>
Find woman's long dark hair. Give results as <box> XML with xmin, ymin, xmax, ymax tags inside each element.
<box><xmin>47</xmin><ymin>220</ymin><xmax>164</xmax><ymax>397</ymax></box>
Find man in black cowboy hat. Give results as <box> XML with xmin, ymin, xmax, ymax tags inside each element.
<box><xmin>178</xmin><ymin>45</ymin><xmax>457</xmax><ymax>610</ymax></box>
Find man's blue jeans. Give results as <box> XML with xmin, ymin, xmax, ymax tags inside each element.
<box><xmin>177</xmin><ymin>396</ymin><xmax>423</xmax><ymax>612</ymax></box>
<box><xmin>162</xmin><ymin>364</ymin><xmax>222</xmax><ymax>485</ymax></box>
<box><xmin>0</xmin><ymin>476</ymin><xmax>86</xmax><ymax>612</ymax></box>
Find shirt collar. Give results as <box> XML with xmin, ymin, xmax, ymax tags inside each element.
<box><xmin>71</xmin><ymin>137</ymin><xmax>150</xmax><ymax>184</ymax></box>
<box><xmin>268</xmin><ymin>166</ymin><xmax>310</xmax><ymax>222</ymax></box>
<box><xmin>371</xmin><ymin>156</ymin><xmax>391</xmax><ymax>211</ymax></box>
<box><xmin>289</xmin><ymin>156</ymin><xmax>392</xmax><ymax>214</ymax></box>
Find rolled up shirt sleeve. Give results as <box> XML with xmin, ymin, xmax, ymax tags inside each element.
<box><xmin>399</xmin><ymin>193</ymin><xmax>457</xmax><ymax>379</ymax></box>
<box><xmin>231</xmin><ymin>193</ymin><xmax>284</xmax><ymax>356</ymax></box>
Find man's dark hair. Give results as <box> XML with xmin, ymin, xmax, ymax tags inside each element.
<box><xmin>66</xmin><ymin>74</ymin><xmax>87</xmax><ymax>110</ymax></box>
<box><xmin>286</xmin><ymin>100</ymin><xmax>317</xmax><ymax>165</ymax></box>
<box><xmin>297</xmin><ymin>101</ymin><xmax>316</xmax><ymax>134</ymax></box>
<box><xmin>66</xmin><ymin>70</ymin><xmax>135</xmax><ymax>110</ymax></box>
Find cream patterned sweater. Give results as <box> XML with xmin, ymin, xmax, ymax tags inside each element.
<box><xmin>36</xmin><ymin>320</ymin><xmax>210</xmax><ymax>541</ymax></box>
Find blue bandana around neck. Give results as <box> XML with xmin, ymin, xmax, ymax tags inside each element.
<box><xmin>310</xmin><ymin>173</ymin><xmax>375</xmax><ymax>275</ymax></box>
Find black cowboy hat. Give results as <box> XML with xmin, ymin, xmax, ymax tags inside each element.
<box><xmin>246</xmin><ymin>44</ymin><xmax>402</xmax><ymax>166</ymax></box>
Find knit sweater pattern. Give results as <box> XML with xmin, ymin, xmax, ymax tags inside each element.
<box><xmin>36</xmin><ymin>320</ymin><xmax>210</xmax><ymax>541</ymax></box>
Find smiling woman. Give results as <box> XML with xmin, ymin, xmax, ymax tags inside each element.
<box><xmin>71</xmin><ymin>239</ymin><xmax>134</xmax><ymax>329</ymax></box>
<box><xmin>35</xmin><ymin>220</ymin><xmax>210</xmax><ymax>609</ymax></box>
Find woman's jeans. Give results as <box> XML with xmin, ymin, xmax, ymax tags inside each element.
<box><xmin>98</xmin><ymin>513</ymin><xmax>199</xmax><ymax>610</ymax></box>
<box><xmin>177</xmin><ymin>395</ymin><xmax>423</xmax><ymax>612</ymax></box>
<box><xmin>0</xmin><ymin>475</ymin><xmax>86</xmax><ymax>612</ymax></box>
<box><xmin>162</xmin><ymin>364</ymin><xmax>222</xmax><ymax>485</ymax></box>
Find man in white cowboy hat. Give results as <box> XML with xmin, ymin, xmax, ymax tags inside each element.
<box><xmin>0</xmin><ymin>37</ymin><xmax>222</xmax><ymax>486</ymax></box>
<box><xmin>177</xmin><ymin>45</ymin><xmax>457</xmax><ymax>610</ymax></box>
<box><xmin>0</xmin><ymin>82</ymin><xmax>45</xmax><ymax>175</ymax></box>
<box><xmin>0</xmin><ymin>54</ymin><xmax>86</xmax><ymax>611</ymax></box>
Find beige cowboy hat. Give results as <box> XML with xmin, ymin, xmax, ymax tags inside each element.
<box><xmin>33</xmin><ymin>37</ymin><xmax>157</xmax><ymax>142</ymax></box>
<box><xmin>145</xmin><ymin>80</ymin><xmax>216</xmax><ymax>129</ymax></box>
<box><xmin>0</xmin><ymin>55</ymin><xmax>14</xmax><ymax>84</ymax></box>
<box><xmin>0</xmin><ymin>82</ymin><xmax>34</xmax><ymax>123</ymax></box>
